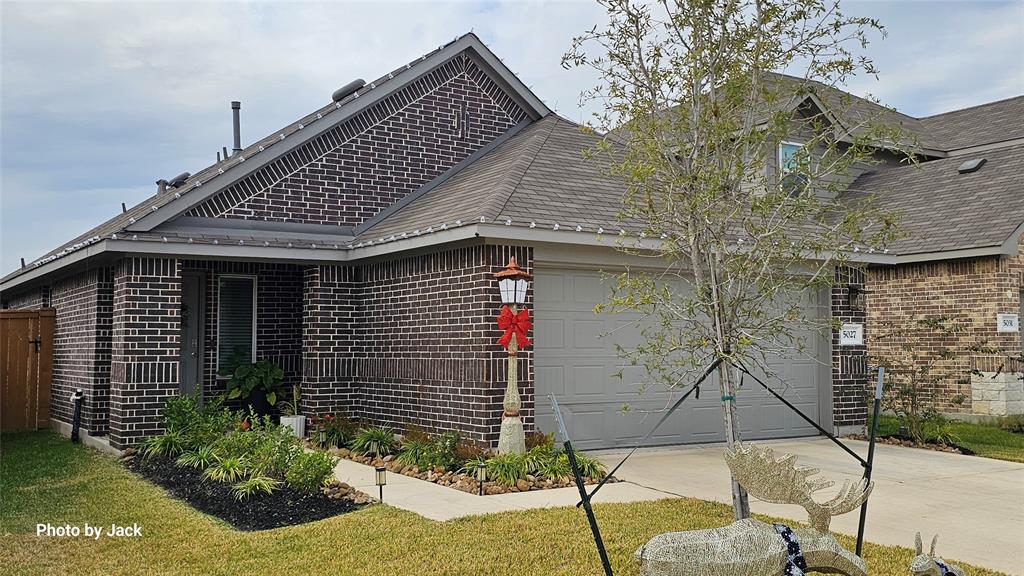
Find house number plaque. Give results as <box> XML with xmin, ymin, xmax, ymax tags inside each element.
<box><xmin>839</xmin><ymin>323</ymin><xmax>863</xmax><ymax>346</ymax></box>
<box><xmin>997</xmin><ymin>313</ymin><xmax>1019</xmax><ymax>333</ymax></box>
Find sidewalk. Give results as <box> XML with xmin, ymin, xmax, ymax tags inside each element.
<box><xmin>332</xmin><ymin>458</ymin><xmax>673</xmax><ymax>521</ymax></box>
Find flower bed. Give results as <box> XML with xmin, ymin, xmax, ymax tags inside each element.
<box><xmin>123</xmin><ymin>395</ymin><xmax>370</xmax><ymax>530</ymax></box>
<box><xmin>307</xmin><ymin>415</ymin><xmax>616</xmax><ymax>495</ymax></box>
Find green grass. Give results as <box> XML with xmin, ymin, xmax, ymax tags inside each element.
<box><xmin>872</xmin><ymin>415</ymin><xmax>1024</xmax><ymax>463</ymax></box>
<box><xmin>0</xmin><ymin>431</ymin><xmax>1007</xmax><ymax>576</ymax></box>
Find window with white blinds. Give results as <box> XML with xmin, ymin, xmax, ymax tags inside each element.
<box><xmin>217</xmin><ymin>276</ymin><xmax>256</xmax><ymax>369</ymax></box>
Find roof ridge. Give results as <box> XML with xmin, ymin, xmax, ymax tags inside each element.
<box><xmin>918</xmin><ymin>94</ymin><xmax>1024</xmax><ymax>120</ymax></box>
<box><xmin>485</xmin><ymin>115</ymin><xmax>561</xmax><ymax>222</ymax></box>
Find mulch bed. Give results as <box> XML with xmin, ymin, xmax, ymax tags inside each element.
<box><xmin>124</xmin><ymin>455</ymin><xmax>363</xmax><ymax>531</ymax></box>
<box><xmin>845</xmin><ymin>434</ymin><xmax>975</xmax><ymax>456</ymax></box>
<box><xmin>321</xmin><ymin>445</ymin><xmax>619</xmax><ymax>495</ymax></box>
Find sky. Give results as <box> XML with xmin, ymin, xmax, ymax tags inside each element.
<box><xmin>1</xmin><ymin>0</ymin><xmax>1022</xmax><ymax>276</ymax></box>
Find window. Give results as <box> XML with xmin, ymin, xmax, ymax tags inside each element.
<box><xmin>778</xmin><ymin>141</ymin><xmax>802</xmax><ymax>174</ymax></box>
<box><xmin>217</xmin><ymin>275</ymin><xmax>256</xmax><ymax>369</ymax></box>
<box><xmin>778</xmin><ymin>141</ymin><xmax>808</xmax><ymax>196</ymax></box>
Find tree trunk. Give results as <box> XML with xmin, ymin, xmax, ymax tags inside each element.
<box><xmin>718</xmin><ymin>362</ymin><xmax>751</xmax><ymax>520</ymax></box>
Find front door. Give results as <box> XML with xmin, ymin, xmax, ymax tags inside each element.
<box><xmin>180</xmin><ymin>272</ymin><xmax>205</xmax><ymax>400</ymax></box>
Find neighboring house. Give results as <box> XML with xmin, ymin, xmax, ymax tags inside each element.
<box><xmin>1</xmin><ymin>33</ymin><xmax>1020</xmax><ymax>451</ymax></box>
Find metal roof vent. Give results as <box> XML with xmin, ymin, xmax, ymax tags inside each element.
<box><xmin>331</xmin><ymin>79</ymin><xmax>366</xmax><ymax>103</ymax></box>
<box><xmin>167</xmin><ymin>172</ymin><xmax>191</xmax><ymax>188</ymax></box>
<box><xmin>957</xmin><ymin>158</ymin><xmax>986</xmax><ymax>174</ymax></box>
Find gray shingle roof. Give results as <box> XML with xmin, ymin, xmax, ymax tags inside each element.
<box><xmin>843</xmin><ymin>143</ymin><xmax>1024</xmax><ymax>255</ymax></box>
<box><xmin>918</xmin><ymin>96</ymin><xmax>1024</xmax><ymax>152</ymax></box>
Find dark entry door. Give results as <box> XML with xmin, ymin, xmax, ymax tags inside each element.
<box><xmin>180</xmin><ymin>273</ymin><xmax>205</xmax><ymax>399</ymax></box>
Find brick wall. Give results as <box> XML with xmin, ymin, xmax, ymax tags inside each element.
<box><xmin>3</xmin><ymin>285</ymin><xmax>51</xmax><ymax>309</ymax></box>
<box><xmin>867</xmin><ymin>240</ymin><xmax>1023</xmax><ymax>414</ymax></box>
<box><xmin>302</xmin><ymin>243</ymin><xmax>534</xmax><ymax>445</ymax></box>
<box><xmin>180</xmin><ymin>261</ymin><xmax>303</xmax><ymax>400</ymax></box>
<box><xmin>832</xmin><ymin>266</ymin><xmax>869</xmax><ymax>428</ymax></box>
<box><xmin>186</xmin><ymin>55</ymin><xmax>526</xmax><ymax>228</ymax></box>
<box><xmin>109</xmin><ymin>257</ymin><xmax>182</xmax><ymax>449</ymax></box>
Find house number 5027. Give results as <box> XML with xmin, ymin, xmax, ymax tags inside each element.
<box><xmin>997</xmin><ymin>313</ymin><xmax>1019</xmax><ymax>333</ymax></box>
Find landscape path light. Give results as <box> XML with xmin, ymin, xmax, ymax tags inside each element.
<box><xmin>375</xmin><ymin>466</ymin><xmax>386</xmax><ymax>502</ymax></box>
<box><xmin>476</xmin><ymin>462</ymin><xmax>487</xmax><ymax>496</ymax></box>
<box><xmin>495</xmin><ymin>255</ymin><xmax>532</xmax><ymax>454</ymax></box>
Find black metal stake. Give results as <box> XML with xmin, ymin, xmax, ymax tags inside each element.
<box><xmin>856</xmin><ymin>367</ymin><xmax>885</xmax><ymax>557</ymax></box>
<box><xmin>551</xmin><ymin>394</ymin><xmax>613</xmax><ymax>576</ymax></box>
<box><xmin>70</xmin><ymin>389</ymin><xmax>84</xmax><ymax>443</ymax></box>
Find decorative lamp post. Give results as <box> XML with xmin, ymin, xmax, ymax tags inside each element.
<box><xmin>495</xmin><ymin>256</ymin><xmax>532</xmax><ymax>454</ymax></box>
<box><xmin>375</xmin><ymin>466</ymin><xmax>386</xmax><ymax>502</ymax></box>
<box><xmin>476</xmin><ymin>462</ymin><xmax>487</xmax><ymax>496</ymax></box>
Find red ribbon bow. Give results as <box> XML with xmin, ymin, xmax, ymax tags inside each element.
<box><xmin>497</xmin><ymin>305</ymin><xmax>532</xmax><ymax>349</ymax></box>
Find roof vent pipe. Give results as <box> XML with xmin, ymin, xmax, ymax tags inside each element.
<box><xmin>332</xmin><ymin>79</ymin><xmax>366</xmax><ymax>103</ymax></box>
<box><xmin>231</xmin><ymin>101</ymin><xmax>242</xmax><ymax>154</ymax></box>
<box><xmin>156</xmin><ymin>180</ymin><xmax>168</xmax><ymax>194</ymax></box>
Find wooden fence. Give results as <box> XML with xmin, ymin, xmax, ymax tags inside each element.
<box><xmin>1</xmin><ymin>309</ymin><xmax>54</xmax><ymax>431</ymax></box>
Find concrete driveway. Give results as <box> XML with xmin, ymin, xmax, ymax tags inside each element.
<box><xmin>597</xmin><ymin>437</ymin><xmax>1024</xmax><ymax>575</ymax></box>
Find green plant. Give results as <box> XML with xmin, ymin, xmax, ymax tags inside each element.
<box><xmin>231</xmin><ymin>475</ymin><xmax>281</xmax><ymax>500</ymax></box>
<box><xmin>351</xmin><ymin>427</ymin><xmax>396</xmax><ymax>457</ymax></box>
<box><xmin>285</xmin><ymin>451</ymin><xmax>338</xmax><ymax>493</ymax></box>
<box><xmin>523</xmin><ymin>444</ymin><xmax>556</xmax><ymax>474</ymax></box>
<box><xmin>535</xmin><ymin>454</ymin><xmax>571</xmax><ymax>479</ymax></box>
<box><xmin>276</xmin><ymin>383</ymin><xmax>301</xmax><ymax>416</ymax></box>
<box><xmin>459</xmin><ymin>457</ymin><xmax>490</xmax><ymax>476</ymax></box>
<box><xmin>426</xmin><ymin>431</ymin><xmax>461</xmax><ymax>471</ymax></box>
<box><xmin>570</xmin><ymin>450</ymin><xmax>607</xmax><ymax>479</ymax></box>
<box><xmin>138</xmin><ymin>431</ymin><xmax>186</xmax><ymax>459</ymax></box>
<box><xmin>486</xmin><ymin>453</ymin><xmax>528</xmax><ymax>486</ymax></box>
<box><xmin>397</xmin><ymin>439</ymin><xmax>432</xmax><ymax>467</ymax></box>
<box><xmin>525</xmin><ymin>430</ymin><xmax>555</xmax><ymax>451</ymax></box>
<box><xmin>221</xmin><ymin>359</ymin><xmax>285</xmax><ymax>405</ymax></box>
<box><xmin>203</xmin><ymin>455</ymin><xmax>248</xmax><ymax>483</ymax></box>
<box><xmin>998</xmin><ymin>414</ymin><xmax>1024</xmax><ymax>434</ymax></box>
<box><xmin>176</xmin><ymin>446</ymin><xmax>217</xmax><ymax>470</ymax></box>
<box><xmin>454</xmin><ymin>439</ymin><xmax>487</xmax><ymax>466</ymax></box>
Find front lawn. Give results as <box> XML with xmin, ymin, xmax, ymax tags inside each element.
<box><xmin>872</xmin><ymin>415</ymin><xmax>1024</xmax><ymax>463</ymax></box>
<box><xmin>0</xmin><ymin>431</ymin><xmax>1007</xmax><ymax>576</ymax></box>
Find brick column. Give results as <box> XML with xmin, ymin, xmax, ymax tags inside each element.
<box><xmin>831</xmin><ymin>266</ymin><xmax>868</xmax><ymax>433</ymax></box>
<box><xmin>301</xmin><ymin>265</ymin><xmax>359</xmax><ymax>417</ymax></box>
<box><xmin>109</xmin><ymin>257</ymin><xmax>181</xmax><ymax>450</ymax></box>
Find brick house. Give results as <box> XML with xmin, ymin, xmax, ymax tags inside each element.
<box><xmin>2</xmin><ymin>33</ymin><xmax>1020</xmax><ymax>451</ymax></box>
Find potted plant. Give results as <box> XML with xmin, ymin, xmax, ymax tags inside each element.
<box><xmin>277</xmin><ymin>383</ymin><xmax>305</xmax><ymax>437</ymax></box>
<box><xmin>220</xmin><ymin>359</ymin><xmax>284</xmax><ymax>415</ymax></box>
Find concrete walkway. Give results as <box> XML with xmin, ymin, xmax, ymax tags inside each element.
<box><xmin>600</xmin><ymin>438</ymin><xmax>1024</xmax><ymax>575</ymax></box>
<box><xmin>333</xmin><ymin>438</ymin><xmax>1023</xmax><ymax>574</ymax></box>
<box><xmin>332</xmin><ymin>458</ymin><xmax>674</xmax><ymax>521</ymax></box>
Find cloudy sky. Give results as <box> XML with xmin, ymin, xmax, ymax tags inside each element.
<box><xmin>1</xmin><ymin>0</ymin><xmax>1022</xmax><ymax>275</ymax></box>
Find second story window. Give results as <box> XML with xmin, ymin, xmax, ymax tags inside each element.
<box><xmin>778</xmin><ymin>141</ymin><xmax>808</xmax><ymax>196</ymax></box>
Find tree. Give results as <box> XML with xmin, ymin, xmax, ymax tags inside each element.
<box><xmin>564</xmin><ymin>0</ymin><xmax>913</xmax><ymax>518</ymax></box>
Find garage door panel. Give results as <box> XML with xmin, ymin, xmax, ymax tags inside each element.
<box><xmin>534</xmin><ymin>267</ymin><xmax>826</xmax><ymax>449</ymax></box>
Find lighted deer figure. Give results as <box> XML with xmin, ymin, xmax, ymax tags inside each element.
<box><xmin>636</xmin><ymin>443</ymin><xmax>873</xmax><ymax>576</ymax></box>
<box><xmin>910</xmin><ymin>533</ymin><xmax>966</xmax><ymax>576</ymax></box>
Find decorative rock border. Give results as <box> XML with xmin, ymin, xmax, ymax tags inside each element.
<box><xmin>317</xmin><ymin>443</ymin><xmax>618</xmax><ymax>495</ymax></box>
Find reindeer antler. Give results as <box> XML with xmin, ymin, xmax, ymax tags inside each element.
<box><xmin>725</xmin><ymin>443</ymin><xmax>873</xmax><ymax>532</ymax></box>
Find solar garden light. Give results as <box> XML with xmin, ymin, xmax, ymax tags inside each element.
<box><xmin>375</xmin><ymin>466</ymin><xmax>386</xmax><ymax>502</ymax></box>
<box><xmin>494</xmin><ymin>256</ymin><xmax>532</xmax><ymax>454</ymax></box>
<box><xmin>476</xmin><ymin>462</ymin><xmax>487</xmax><ymax>496</ymax></box>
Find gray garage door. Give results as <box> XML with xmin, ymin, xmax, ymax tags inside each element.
<box><xmin>534</xmin><ymin>267</ymin><xmax>829</xmax><ymax>450</ymax></box>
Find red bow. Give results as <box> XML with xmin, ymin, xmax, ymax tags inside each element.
<box><xmin>497</xmin><ymin>305</ymin><xmax>532</xmax><ymax>349</ymax></box>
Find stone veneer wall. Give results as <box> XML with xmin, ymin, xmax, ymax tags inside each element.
<box><xmin>302</xmin><ymin>243</ymin><xmax>533</xmax><ymax>445</ymax></box>
<box><xmin>109</xmin><ymin>257</ymin><xmax>182</xmax><ymax>449</ymax></box>
<box><xmin>866</xmin><ymin>237</ymin><xmax>1024</xmax><ymax>414</ymax></box>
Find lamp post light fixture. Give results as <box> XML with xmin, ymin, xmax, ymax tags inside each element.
<box><xmin>375</xmin><ymin>466</ymin><xmax>386</xmax><ymax>502</ymax></box>
<box><xmin>476</xmin><ymin>462</ymin><xmax>487</xmax><ymax>496</ymax></box>
<box><xmin>495</xmin><ymin>256</ymin><xmax>532</xmax><ymax>454</ymax></box>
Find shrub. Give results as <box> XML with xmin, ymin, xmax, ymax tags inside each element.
<box><xmin>286</xmin><ymin>450</ymin><xmax>338</xmax><ymax>493</ymax></box>
<box><xmin>486</xmin><ymin>453</ymin><xmax>528</xmax><ymax>486</ymax></box>
<box><xmin>247</xmin><ymin>425</ymin><xmax>302</xmax><ymax>478</ymax></box>
<box><xmin>998</xmin><ymin>414</ymin><xmax>1024</xmax><ymax>434</ymax></box>
<box><xmin>523</xmin><ymin>444</ymin><xmax>556</xmax><ymax>474</ymax></box>
<box><xmin>326</xmin><ymin>413</ymin><xmax>359</xmax><ymax>448</ymax></box>
<box><xmin>459</xmin><ymin>457</ymin><xmax>490</xmax><ymax>476</ymax></box>
<box><xmin>138</xmin><ymin>431</ymin><xmax>186</xmax><ymax>459</ymax></box>
<box><xmin>231</xmin><ymin>475</ymin><xmax>281</xmax><ymax>500</ymax></box>
<box><xmin>177</xmin><ymin>446</ymin><xmax>217</xmax><ymax>470</ymax></box>
<box><xmin>426</xmin><ymin>431</ymin><xmax>461</xmax><ymax>471</ymax></box>
<box><xmin>454</xmin><ymin>439</ymin><xmax>487</xmax><ymax>467</ymax></box>
<box><xmin>535</xmin><ymin>453</ymin><xmax>571</xmax><ymax>479</ymax></box>
<box><xmin>570</xmin><ymin>450</ymin><xmax>608</xmax><ymax>479</ymax></box>
<box><xmin>203</xmin><ymin>455</ymin><xmax>248</xmax><ymax>483</ymax></box>
<box><xmin>221</xmin><ymin>359</ymin><xmax>285</xmax><ymax>406</ymax></box>
<box><xmin>397</xmin><ymin>439</ymin><xmax>432</xmax><ymax>467</ymax></box>
<box><xmin>525</xmin><ymin>430</ymin><xmax>555</xmax><ymax>451</ymax></box>
<box><xmin>351</xmin><ymin>427</ymin><xmax>397</xmax><ymax>457</ymax></box>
